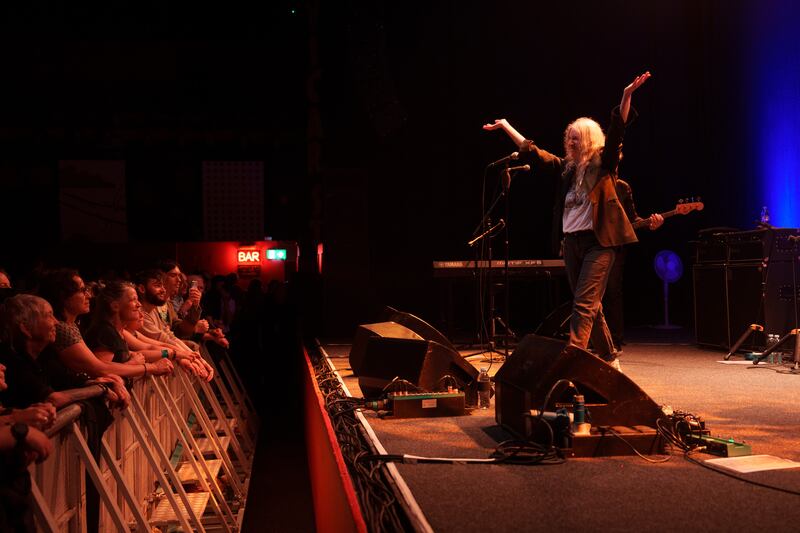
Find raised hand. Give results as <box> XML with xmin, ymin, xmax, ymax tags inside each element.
<box><xmin>623</xmin><ymin>71</ymin><xmax>651</xmax><ymax>97</ymax></box>
<box><xmin>482</xmin><ymin>118</ymin><xmax>526</xmax><ymax>148</ymax></box>
<box><xmin>621</xmin><ymin>71</ymin><xmax>651</xmax><ymax>123</ymax></box>
<box><xmin>483</xmin><ymin>119</ymin><xmax>509</xmax><ymax>131</ymax></box>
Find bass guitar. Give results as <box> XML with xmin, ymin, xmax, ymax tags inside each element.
<box><xmin>632</xmin><ymin>199</ymin><xmax>704</xmax><ymax>230</ymax></box>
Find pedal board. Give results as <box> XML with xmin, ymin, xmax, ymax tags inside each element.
<box><xmin>687</xmin><ymin>435</ymin><xmax>752</xmax><ymax>457</ymax></box>
<box><xmin>386</xmin><ymin>391</ymin><xmax>466</xmax><ymax>419</ymax></box>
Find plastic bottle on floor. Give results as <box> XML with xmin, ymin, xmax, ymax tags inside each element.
<box><xmin>477</xmin><ymin>367</ymin><xmax>491</xmax><ymax>409</ymax></box>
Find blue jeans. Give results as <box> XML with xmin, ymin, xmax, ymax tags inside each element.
<box><xmin>563</xmin><ymin>231</ymin><xmax>618</xmax><ymax>361</ymax></box>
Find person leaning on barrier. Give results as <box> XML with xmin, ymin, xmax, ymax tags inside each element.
<box><xmin>134</xmin><ymin>269</ymin><xmax>214</xmax><ymax>381</ymax></box>
<box><xmin>123</xmin><ymin>306</ymin><xmax>210</xmax><ymax>377</ymax></box>
<box><xmin>37</xmin><ymin>269</ymin><xmax>162</xmax><ymax>388</ymax></box>
<box><xmin>0</xmin><ymin>294</ymin><xmax>122</xmax><ymax>533</ymax></box>
<box><xmin>81</xmin><ymin>279</ymin><xmax>174</xmax><ymax>384</ymax></box>
<box><xmin>0</xmin><ymin>294</ymin><xmax>126</xmax><ymax>411</ymax></box>
<box><xmin>0</xmin><ymin>361</ymin><xmax>53</xmax><ymax>533</ymax></box>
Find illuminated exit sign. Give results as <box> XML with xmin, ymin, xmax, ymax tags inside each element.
<box><xmin>266</xmin><ymin>249</ymin><xmax>287</xmax><ymax>261</ymax></box>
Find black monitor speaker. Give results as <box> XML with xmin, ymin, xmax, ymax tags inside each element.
<box><xmin>494</xmin><ymin>334</ymin><xmax>663</xmax><ymax>438</ymax></box>
<box><xmin>349</xmin><ymin>319</ymin><xmax>478</xmax><ymax>404</ymax></box>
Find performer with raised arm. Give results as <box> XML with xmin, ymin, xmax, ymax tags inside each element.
<box><xmin>483</xmin><ymin>72</ymin><xmax>651</xmax><ymax>370</ymax></box>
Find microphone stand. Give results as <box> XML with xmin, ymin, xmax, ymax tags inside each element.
<box><xmin>465</xmin><ymin>165</ymin><xmax>521</xmax><ymax>362</ymax></box>
<box><xmin>500</xmin><ymin>168</ymin><xmax>517</xmax><ymax>360</ymax></box>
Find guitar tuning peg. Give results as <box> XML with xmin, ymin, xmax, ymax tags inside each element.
<box><xmin>678</xmin><ymin>198</ymin><xmax>684</xmax><ymax>204</ymax></box>
<box><xmin>696</xmin><ymin>196</ymin><xmax>701</xmax><ymax>202</ymax></box>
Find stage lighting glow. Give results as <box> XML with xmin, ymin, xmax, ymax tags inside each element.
<box><xmin>747</xmin><ymin>1</ymin><xmax>800</xmax><ymax>228</ymax></box>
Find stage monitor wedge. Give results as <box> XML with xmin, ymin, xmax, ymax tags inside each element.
<box><xmin>495</xmin><ymin>334</ymin><xmax>663</xmax><ymax>439</ymax></box>
<box><xmin>349</xmin><ymin>320</ymin><xmax>479</xmax><ymax>404</ymax></box>
<box><xmin>350</xmin><ymin>321</ymin><xmax>423</xmax><ymax>376</ymax></box>
<box><xmin>381</xmin><ymin>306</ymin><xmax>458</xmax><ymax>353</ymax></box>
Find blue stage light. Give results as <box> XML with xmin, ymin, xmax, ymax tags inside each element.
<box><xmin>747</xmin><ymin>1</ymin><xmax>800</xmax><ymax>228</ymax></box>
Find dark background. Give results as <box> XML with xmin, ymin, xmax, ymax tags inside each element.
<box><xmin>0</xmin><ymin>1</ymin><xmax>775</xmax><ymax>338</ymax></box>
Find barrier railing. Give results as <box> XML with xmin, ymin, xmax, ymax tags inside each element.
<box><xmin>29</xmin><ymin>347</ymin><xmax>258</xmax><ymax>532</ymax></box>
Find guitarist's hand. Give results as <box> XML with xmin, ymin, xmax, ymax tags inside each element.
<box><xmin>648</xmin><ymin>213</ymin><xmax>664</xmax><ymax>230</ymax></box>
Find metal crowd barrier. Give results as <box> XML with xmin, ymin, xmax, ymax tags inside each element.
<box><xmin>29</xmin><ymin>348</ymin><xmax>259</xmax><ymax>532</ymax></box>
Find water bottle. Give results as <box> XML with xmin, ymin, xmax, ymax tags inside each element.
<box><xmin>572</xmin><ymin>394</ymin><xmax>590</xmax><ymax>435</ymax></box>
<box><xmin>760</xmin><ymin>206</ymin><xmax>770</xmax><ymax>224</ymax></box>
<box><xmin>477</xmin><ymin>367</ymin><xmax>491</xmax><ymax>409</ymax></box>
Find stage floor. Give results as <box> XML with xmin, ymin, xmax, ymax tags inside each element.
<box><xmin>321</xmin><ymin>340</ymin><xmax>800</xmax><ymax>532</ymax></box>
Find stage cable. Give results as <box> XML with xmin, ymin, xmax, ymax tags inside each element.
<box><xmin>308</xmin><ymin>341</ymin><xmax>413</xmax><ymax>532</ymax></box>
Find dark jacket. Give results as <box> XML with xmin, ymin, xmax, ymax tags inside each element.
<box><xmin>519</xmin><ymin>106</ymin><xmax>638</xmax><ymax>251</ymax></box>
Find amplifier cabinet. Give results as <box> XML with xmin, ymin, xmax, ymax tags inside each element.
<box><xmin>694</xmin><ymin>265</ymin><xmax>730</xmax><ymax>349</ymax></box>
<box><xmin>694</xmin><ymin>260</ymin><xmax>799</xmax><ymax>350</ymax></box>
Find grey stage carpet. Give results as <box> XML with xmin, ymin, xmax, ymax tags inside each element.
<box><xmin>324</xmin><ymin>342</ymin><xmax>800</xmax><ymax>532</ymax></box>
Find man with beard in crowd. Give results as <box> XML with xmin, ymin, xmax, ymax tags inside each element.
<box><xmin>134</xmin><ymin>270</ymin><xmax>214</xmax><ymax>380</ymax></box>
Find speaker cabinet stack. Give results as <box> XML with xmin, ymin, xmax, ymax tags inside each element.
<box><xmin>693</xmin><ymin>228</ymin><xmax>800</xmax><ymax>350</ymax></box>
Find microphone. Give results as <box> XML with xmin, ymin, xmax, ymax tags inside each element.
<box><xmin>501</xmin><ymin>165</ymin><xmax>529</xmax><ymax>190</ymax></box>
<box><xmin>487</xmin><ymin>151</ymin><xmax>519</xmax><ymax>167</ymax></box>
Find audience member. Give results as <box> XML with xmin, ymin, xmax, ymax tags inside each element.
<box><xmin>157</xmin><ymin>259</ymin><xmax>206</xmax><ymax>339</ymax></box>
<box><xmin>123</xmin><ymin>308</ymin><xmax>209</xmax><ymax>377</ymax></box>
<box><xmin>83</xmin><ymin>280</ymin><xmax>173</xmax><ymax>383</ymax></box>
<box><xmin>37</xmin><ymin>269</ymin><xmax>163</xmax><ymax>386</ymax></box>
<box><xmin>183</xmin><ymin>272</ymin><xmax>230</xmax><ymax>349</ymax></box>
<box><xmin>134</xmin><ymin>270</ymin><xmax>214</xmax><ymax>381</ymax></box>
<box><xmin>1</xmin><ymin>359</ymin><xmax>53</xmax><ymax>533</ymax></box>
<box><xmin>0</xmin><ymin>294</ymin><xmax>119</xmax><ymax>533</ymax></box>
